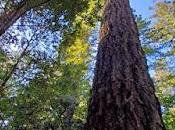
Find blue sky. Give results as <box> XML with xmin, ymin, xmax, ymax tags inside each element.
<box><xmin>130</xmin><ymin>0</ymin><xmax>155</xmax><ymax>18</ymax></box>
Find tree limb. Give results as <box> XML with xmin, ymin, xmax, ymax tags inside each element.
<box><xmin>0</xmin><ymin>0</ymin><xmax>51</xmax><ymax>36</ymax></box>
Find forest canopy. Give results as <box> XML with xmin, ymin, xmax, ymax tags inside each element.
<box><xmin>0</xmin><ymin>0</ymin><xmax>175</xmax><ymax>130</ymax></box>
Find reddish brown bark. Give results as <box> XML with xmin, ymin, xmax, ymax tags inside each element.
<box><xmin>86</xmin><ymin>0</ymin><xmax>166</xmax><ymax>130</ymax></box>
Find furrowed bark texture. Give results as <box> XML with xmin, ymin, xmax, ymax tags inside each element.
<box><xmin>86</xmin><ymin>0</ymin><xmax>166</xmax><ymax>130</ymax></box>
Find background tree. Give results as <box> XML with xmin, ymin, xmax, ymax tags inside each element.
<box><xmin>0</xmin><ymin>0</ymin><xmax>102</xmax><ymax>129</ymax></box>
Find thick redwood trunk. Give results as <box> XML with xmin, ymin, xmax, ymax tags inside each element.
<box><xmin>86</xmin><ymin>0</ymin><xmax>165</xmax><ymax>130</ymax></box>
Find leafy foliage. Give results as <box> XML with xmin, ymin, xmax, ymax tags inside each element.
<box><xmin>1</xmin><ymin>0</ymin><xmax>175</xmax><ymax>129</ymax></box>
<box><xmin>135</xmin><ymin>2</ymin><xmax>175</xmax><ymax>129</ymax></box>
<box><xmin>0</xmin><ymin>0</ymin><xmax>103</xmax><ymax>129</ymax></box>
<box><xmin>144</xmin><ymin>1</ymin><xmax>175</xmax><ymax>129</ymax></box>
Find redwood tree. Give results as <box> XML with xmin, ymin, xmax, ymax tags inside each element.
<box><xmin>86</xmin><ymin>0</ymin><xmax>166</xmax><ymax>130</ymax></box>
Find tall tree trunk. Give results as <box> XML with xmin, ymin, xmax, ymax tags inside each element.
<box><xmin>0</xmin><ymin>0</ymin><xmax>51</xmax><ymax>36</ymax></box>
<box><xmin>85</xmin><ymin>0</ymin><xmax>166</xmax><ymax>130</ymax></box>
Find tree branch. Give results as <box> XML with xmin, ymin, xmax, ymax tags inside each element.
<box><xmin>0</xmin><ymin>0</ymin><xmax>51</xmax><ymax>36</ymax></box>
<box><xmin>0</xmin><ymin>43</ymin><xmax>29</xmax><ymax>90</ymax></box>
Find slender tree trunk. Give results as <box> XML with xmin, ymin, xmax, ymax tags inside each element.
<box><xmin>0</xmin><ymin>0</ymin><xmax>51</xmax><ymax>36</ymax></box>
<box><xmin>86</xmin><ymin>0</ymin><xmax>166</xmax><ymax>130</ymax></box>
